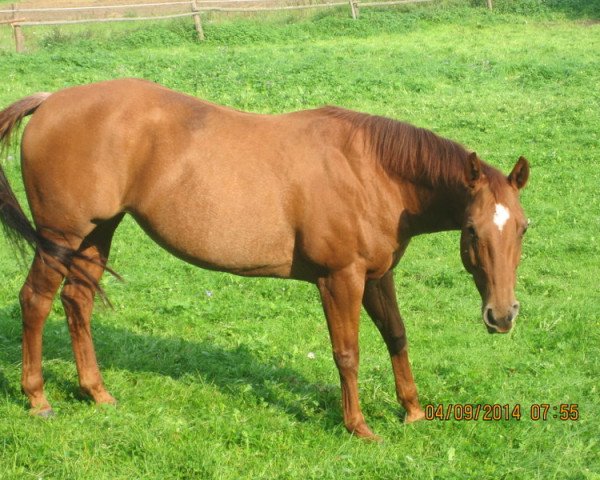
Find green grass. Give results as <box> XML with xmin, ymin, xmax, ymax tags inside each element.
<box><xmin>1</xmin><ymin>1</ymin><xmax>599</xmax><ymax>479</ymax></box>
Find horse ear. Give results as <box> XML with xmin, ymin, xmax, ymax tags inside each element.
<box><xmin>465</xmin><ymin>152</ymin><xmax>482</xmax><ymax>188</ymax></box>
<box><xmin>508</xmin><ymin>156</ymin><xmax>529</xmax><ymax>190</ymax></box>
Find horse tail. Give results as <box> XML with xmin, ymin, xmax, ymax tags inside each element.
<box><xmin>0</xmin><ymin>93</ymin><xmax>118</xmax><ymax>304</ymax></box>
<box><xmin>0</xmin><ymin>93</ymin><xmax>52</xmax><ymax>255</ymax></box>
<box><xmin>0</xmin><ymin>93</ymin><xmax>50</xmax><ymax>146</ymax></box>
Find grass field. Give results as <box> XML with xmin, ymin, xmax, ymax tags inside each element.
<box><xmin>0</xmin><ymin>1</ymin><xmax>599</xmax><ymax>478</ymax></box>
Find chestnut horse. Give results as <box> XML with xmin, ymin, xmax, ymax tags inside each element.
<box><xmin>0</xmin><ymin>79</ymin><xmax>529</xmax><ymax>439</ymax></box>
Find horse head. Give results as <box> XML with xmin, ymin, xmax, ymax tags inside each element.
<box><xmin>461</xmin><ymin>153</ymin><xmax>530</xmax><ymax>333</ymax></box>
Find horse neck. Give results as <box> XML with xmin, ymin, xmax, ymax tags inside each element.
<box><xmin>398</xmin><ymin>180</ymin><xmax>469</xmax><ymax>237</ymax></box>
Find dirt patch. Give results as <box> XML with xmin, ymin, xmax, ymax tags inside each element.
<box><xmin>578</xmin><ymin>19</ymin><xmax>600</xmax><ymax>27</ymax></box>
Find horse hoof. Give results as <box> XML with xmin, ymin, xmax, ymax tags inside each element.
<box><xmin>32</xmin><ymin>407</ymin><xmax>55</xmax><ymax>418</ymax></box>
<box><xmin>362</xmin><ymin>432</ymin><xmax>383</xmax><ymax>443</ymax></box>
<box><xmin>405</xmin><ymin>409</ymin><xmax>426</xmax><ymax>424</ymax></box>
<box><xmin>96</xmin><ymin>399</ymin><xmax>117</xmax><ymax>408</ymax></box>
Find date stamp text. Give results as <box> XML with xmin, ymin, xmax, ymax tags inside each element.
<box><xmin>424</xmin><ymin>403</ymin><xmax>579</xmax><ymax>421</ymax></box>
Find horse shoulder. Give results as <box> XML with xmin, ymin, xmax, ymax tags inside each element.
<box><xmin>292</xmin><ymin>139</ymin><xmax>405</xmax><ymax>277</ymax></box>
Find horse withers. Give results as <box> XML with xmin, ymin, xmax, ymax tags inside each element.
<box><xmin>0</xmin><ymin>79</ymin><xmax>529</xmax><ymax>439</ymax></box>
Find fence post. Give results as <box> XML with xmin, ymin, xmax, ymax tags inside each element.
<box><xmin>12</xmin><ymin>4</ymin><xmax>24</xmax><ymax>53</ymax></box>
<box><xmin>191</xmin><ymin>0</ymin><xmax>205</xmax><ymax>41</ymax></box>
<box><xmin>348</xmin><ymin>0</ymin><xmax>357</xmax><ymax>19</ymax></box>
<box><xmin>352</xmin><ymin>0</ymin><xmax>360</xmax><ymax>19</ymax></box>
<box><xmin>486</xmin><ymin>0</ymin><xmax>493</xmax><ymax>10</ymax></box>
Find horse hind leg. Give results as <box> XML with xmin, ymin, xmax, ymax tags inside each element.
<box><xmin>60</xmin><ymin>215</ymin><xmax>123</xmax><ymax>405</ymax></box>
<box><xmin>20</xmin><ymin>251</ymin><xmax>67</xmax><ymax>415</ymax></box>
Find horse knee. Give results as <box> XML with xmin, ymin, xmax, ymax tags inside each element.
<box><xmin>333</xmin><ymin>349</ymin><xmax>358</xmax><ymax>372</ymax></box>
<box><xmin>386</xmin><ymin>334</ymin><xmax>407</xmax><ymax>355</ymax></box>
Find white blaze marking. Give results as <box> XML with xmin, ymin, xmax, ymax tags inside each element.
<box><xmin>493</xmin><ymin>204</ymin><xmax>510</xmax><ymax>232</ymax></box>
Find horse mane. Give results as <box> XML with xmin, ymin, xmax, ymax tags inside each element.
<box><xmin>321</xmin><ymin>106</ymin><xmax>506</xmax><ymax>192</ymax></box>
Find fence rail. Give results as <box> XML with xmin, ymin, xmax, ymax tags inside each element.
<box><xmin>2</xmin><ymin>0</ymin><xmax>492</xmax><ymax>52</ymax></box>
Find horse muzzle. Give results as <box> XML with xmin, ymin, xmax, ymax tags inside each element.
<box><xmin>483</xmin><ymin>302</ymin><xmax>520</xmax><ymax>334</ymax></box>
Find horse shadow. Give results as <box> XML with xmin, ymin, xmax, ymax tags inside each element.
<box><xmin>0</xmin><ymin>303</ymin><xmax>342</xmax><ymax>430</ymax></box>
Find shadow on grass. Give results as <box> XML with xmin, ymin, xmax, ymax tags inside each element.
<box><xmin>496</xmin><ymin>0</ymin><xmax>600</xmax><ymax>19</ymax></box>
<box><xmin>0</xmin><ymin>304</ymin><xmax>341</xmax><ymax>431</ymax></box>
<box><xmin>548</xmin><ymin>0</ymin><xmax>600</xmax><ymax>19</ymax></box>
<box><xmin>0</xmin><ymin>370</ymin><xmax>21</xmax><ymax>400</ymax></box>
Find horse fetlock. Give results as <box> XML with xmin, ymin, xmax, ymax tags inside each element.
<box><xmin>30</xmin><ymin>406</ymin><xmax>55</xmax><ymax>418</ymax></box>
<box><xmin>21</xmin><ymin>373</ymin><xmax>44</xmax><ymax>396</ymax></box>
<box><xmin>396</xmin><ymin>381</ymin><xmax>419</xmax><ymax>402</ymax></box>
<box><xmin>346</xmin><ymin>419</ymin><xmax>379</xmax><ymax>440</ymax></box>
<box><xmin>24</xmin><ymin>389</ymin><xmax>52</xmax><ymax>415</ymax></box>
<box><xmin>80</xmin><ymin>382</ymin><xmax>116</xmax><ymax>405</ymax></box>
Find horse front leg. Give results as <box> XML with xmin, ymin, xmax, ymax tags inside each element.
<box><xmin>363</xmin><ymin>270</ymin><xmax>425</xmax><ymax>424</ymax></box>
<box><xmin>317</xmin><ymin>265</ymin><xmax>378</xmax><ymax>439</ymax></box>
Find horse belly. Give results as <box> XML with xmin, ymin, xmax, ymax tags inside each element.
<box><xmin>130</xmin><ymin>179</ymin><xmax>296</xmax><ymax>278</ymax></box>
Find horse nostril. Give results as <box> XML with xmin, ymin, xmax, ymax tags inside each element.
<box><xmin>486</xmin><ymin>308</ymin><xmax>496</xmax><ymax>325</ymax></box>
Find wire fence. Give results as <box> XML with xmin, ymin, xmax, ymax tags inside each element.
<box><xmin>1</xmin><ymin>0</ymin><xmax>493</xmax><ymax>52</ymax></box>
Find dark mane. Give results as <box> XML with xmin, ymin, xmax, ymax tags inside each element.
<box><xmin>321</xmin><ymin>106</ymin><xmax>506</xmax><ymax>192</ymax></box>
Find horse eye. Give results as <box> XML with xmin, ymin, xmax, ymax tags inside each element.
<box><xmin>467</xmin><ymin>226</ymin><xmax>477</xmax><ymax>239</ymax></box>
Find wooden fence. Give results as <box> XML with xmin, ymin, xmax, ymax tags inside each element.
<box><xmin>1</xmin><ymin>0</ymin><xmax>493</xmax><ymax>53</ymax></box>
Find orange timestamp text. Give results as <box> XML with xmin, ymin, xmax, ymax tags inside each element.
<box><xmin>424</xmin><ymin>403</ymin><xmax>579</xmax><ymax>421</ymax></box>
